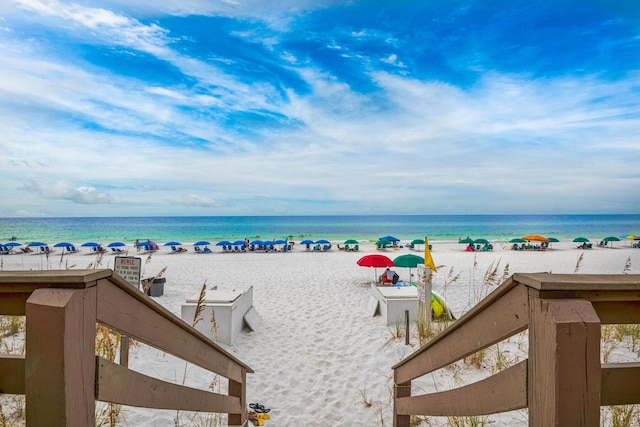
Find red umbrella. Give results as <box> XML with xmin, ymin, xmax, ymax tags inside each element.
<box><xmin>357</xmin><ymin>254</ymin><xmax>395</xmax><ymax>283</ymax></box>
<box><xmin>357</xmin><ymin>254</ymin><xmax>394</xmax><ymax>267</ymax></box>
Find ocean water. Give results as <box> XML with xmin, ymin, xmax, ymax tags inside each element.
<box><xmin>1</xmin><ymin>215</ymin><xmax>638</xmax><ymax>245</ymax></box>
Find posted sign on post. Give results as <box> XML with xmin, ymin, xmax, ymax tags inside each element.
<box><xmin>114</xmin><ymin>256</ymin><xmax>142</xmax><ymax>290</ymax></box>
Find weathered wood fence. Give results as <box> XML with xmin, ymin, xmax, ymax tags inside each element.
<box><xmin>393</xmin><ymin>273</ymin><xmax>640</xmax><ymax>426</ymax></box>
<box><xmin>0</xmin><ymin>269</ymin><xmax>253</xmax><ymax>426</ymax></box>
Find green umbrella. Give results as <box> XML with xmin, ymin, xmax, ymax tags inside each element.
<box><xmin>473</xmin><ymin>238</ymin><xmax>490</xmax><ymax>245</ymax></box>
<box><xmin>573</xmin><ymin>237</ymin><xmax>590</xmax><ymax>243</ymax></box>
<box><xmin>393</xmin><ymin>254</ymin><xmax>425</xmax><ymax>283</ymax></box>
<box><xmin>509</xmin><ymin>238</ymin><xmax>526</xmax><ymax>243</ymax></box>
<box><xmin>547</xmin><ymin>237</ymin><xmax>560</xmax><ymax>242</ymax></box>
<box><xmin>410</xmin><ymin>238</ymin><xmax>425</xmax><ymax>245</ymax></box>
<box><xmin>344</xmin><ymin>239</ymin><xmax>358</xmax><ymax>244</ymax></box>
<box><xmin>603</xmin><ymin>236</ymin><xmax>620</xmax><ymax>242</ymax></box>
<box><xmin>458</xmin><ymin>238</ymin><xmax>474</xmax><ymax>244</ymax></box>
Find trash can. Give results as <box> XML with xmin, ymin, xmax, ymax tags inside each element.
<box><xmin>142</xmin><ymin>277</ymin><xmax>165</xmax><ymax>297</ymax></box>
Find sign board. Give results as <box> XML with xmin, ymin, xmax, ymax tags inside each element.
<box><xmin>416</xmin><ymin>264</ymin><xmax>427</xmax><ymax>303</ymax></box>
<box><xmin>114</xmin><ymin>256</ymin><xmax>142</xmax><ymax>289</ymax></box>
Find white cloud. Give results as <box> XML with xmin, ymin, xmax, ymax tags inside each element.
<box><xmin>22</xmin><ymin>179</ymin><xmax>120</xmax><ymax>204</ymax></box>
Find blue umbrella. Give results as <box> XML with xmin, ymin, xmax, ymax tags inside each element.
<box><xmin>272</xmin><ymin>239</ymin><xmax>287</xmax><ymax>245</ymax></box>
<box><xmin>29</xmin><ymin>241</ymin><xmax>47</xmax><ymax>247</ymax></box>
<box><xmin>300</xmin><ymin>239</ymin><xmax>314</xmax><ymax>245</ymax></box>
<box><xmin>4</xmin><ymin>242</ymin><xmax>23</xmax><ymax>247</ymax></box>
<box><xmin>232</xmin><ymin>240</ymin><xmax>246</xmax><ymax>246</ymax></box>
<box><xmin>81</xmin><ymin>242</ymin><xmax>100</xmax><ymax>247</ymax></box>
<box><xmin>53</xmin><ymin>242</ymin><xmax>74</xmax><ymax>248</ymax></box>
<box><xmin>163</xmin><ymin>241</ymin><xmax>182</xmax><ymax>246</ymax></box>
<box><xmin>216</xmin><ymin>240</ymin><xmax>232</xmax><ymax>246</ymax></box>
<box><xmin>250</xmin><ymin>239</ymin><xmax>264</xmax><ymax>245</ymax></box>
<box><xmin>135</xmin><ymin>241</ymin><xmax>153</xmax><ymax>247</ymax></box>
<box><xmin>379</xmin><ymin>235</ymin><xmax>400</xmax><ymax>242</ymax></box>
<box><xmin>107</xmin><ymin>242</ymin><xmax>126</xmax><ymax>247</ymax></box>
<box><xmin>193</xmin><ymin>240</ymin><xmax>210</xmax><ymax>246</ymax></box>
<box><xmin>316</xmin><ymin>239</ymin><xmax>331</xmax><ymax>244</ymax></box>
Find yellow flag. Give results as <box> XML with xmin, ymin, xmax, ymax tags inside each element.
<box><xmin>424</xmin><ymin>236</ymin><xmax>437</xmax><ymax>272</ymax></box>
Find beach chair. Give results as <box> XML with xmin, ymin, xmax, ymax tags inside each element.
<box><xmin>203</xmin><ymin>247</ymin><xmax>212</xmax><ymax>254</ymax></box>
<box><xmin>194</xmin><ymin>246</ymin><xmax>201</xmax><ymax>253</ymax></box>
<box><xmin>354</xmin><ymin>244</ymin><xmax>359</xmax><ymax>251</ymax></box>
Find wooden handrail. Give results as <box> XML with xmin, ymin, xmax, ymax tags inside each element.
<box><xmin>0</xmin><ymin>269</ymin><xmax>252</xmax><ymax>426</ymax></box>
<box><xmin>392</xmin><ymin>273</ymin><xmax>640</xmax><ymax>427</ymax></box>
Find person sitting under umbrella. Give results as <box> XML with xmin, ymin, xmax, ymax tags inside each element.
<box><xmin>380</xmin><ymin>268</ymin><xmax>399</xmax><ymax>285</ymax></box>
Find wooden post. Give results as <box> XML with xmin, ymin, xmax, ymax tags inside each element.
<box><xmin>394</xmin><ymin>370</ymin><xmax>411</xmax><ymax>427</ymax></box>
<box><xmin>120</xmin><ymin>335</ymin><xmax>130</xmax><ymax>367</ymax></box>
<box><xmin>26</xmin><ymin>287</ymin><xmax>97</xmax><ymax>426</ymax></box>
<box><xmin>405</xmin><ymin>310</ymin><xmax>410</xmax><ymax>345</ymax></box>
<box><xmin>528</xmin><ymin>296</ymin><xmax>601</xmax><ymax>427</ymax></box>
<box><xmin>228</xmin><ymin>368</ymin><xmax>247</xmax><ymax>426</ymax></box>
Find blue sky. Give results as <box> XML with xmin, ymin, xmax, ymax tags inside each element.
<box><xmin>1</xmin><ymin>0</ymin><xmax>639</xmax><ymax>217</ymax></box>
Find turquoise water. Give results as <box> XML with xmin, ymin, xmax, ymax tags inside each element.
<box><xmin>0</xmin><ymin>215</ymin><xmax>638</xmax><ymax>245</ymax></box>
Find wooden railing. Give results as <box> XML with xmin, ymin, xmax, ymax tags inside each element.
<box><xmin>393</xmin><ymin>273</ymin><xmax>640</xmax><ymax>426</ymax></box>
<box><xmin>0</xmin><ymin>269</ymin><xmax>253</xmax><ymax>426</ymax></box>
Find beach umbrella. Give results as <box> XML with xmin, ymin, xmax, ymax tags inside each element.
<box><xmin>522</xmin><ymin>235</ymin><xmax>550</xmax><ymax>242</ymax></box>
<box><xmin>602</xmin><ymin>236</ymin><xmax>620</xmax><ymax>247</ymax></box>
<box><xmin>378</xmin><ymin>235</ymin><xmax>400</xmax><ymax>242</ymax></box>
<box><xmin>81</xmin><ymin>242</ymin><xmax>100</xmax><ymax>247</ymax></box>
<box><xmin>357</xmin><ymin>254</ymin><xmax>395</xmax><ymax>282</ymax></box>
<box><xmin>28</xmin><ymin>241</ymin><xmax>47</xmax><ymax>247</ymax></box>
<box><xmin>216</xmin><ymin>240</ymin><xmax>233</xmax><ymax>246</ymax></box>
<box><xmin>509</xmin><ymin>238</ymin><xmax>526</xmax><ymax>243</ymax></box>
<box><xmin>163</xmin><ymin>241</ymin><xmax>182</xmax><ymax>246</ymax></box>
<box><xmin>272</xmin><ymin>239</ymin><xmax>287</xmax><ymax>245</ymax></box>
<box><xmin>473</xmin><ymin>238</ymin><xmax>490</xmax><ymax>245</ymax></box>
<box><xmin>4</xmin><ymin>242</ymin><xmax>23</xmax><ymax>247</ymax></box>
<box><xmin>232</xmin><ymin>240</ymin><xmax>246</xmax><ymax>246</ymax></box>
<box><xmin>458</xmin><ymin>238</ymin><xmax>474</xmax><ymax>244</ymax></box>
<box><xmin>357</xmin><ymin>254</ymin><xmax>394</xmax><ymax>268</ymax></box>
<box><xmin>53</xmin><ymin>242</ymin><xmax>74</xmax><ymax>248</ymax></box>
<box><xmin>316</xmin><ymin>239</ymin><xmax>331</xmax><ymax>244</ymax></box>
<box><xmin>573</xmin><ymin>237</ymin><xmax>590</xmax><ymax>243</ymax></box>
<box><xmin>410</xmin><ymin>239</ymin><xmax>425</xmax><ymax>245</ymax></box>
<box><xmin>193</xmin><ymin>241</ymin><xmax>211</xmax><ymax>246</ymax></box>
<box><xmin>107</xmin><ymin>242</ymin><xmax>126</xmax><ymax>247</ymax></box>
<box><xmin>393</xmin><ymin>254</ymin><xmax>424</xmax><ymax>283</ymax></box>
<box><xmin>344</xmin><ymin>239</ymin><xmax>359</xmax><ymax>245</ymax></box>
<box><xmin>547</xmin><ymin>237</ymin><xmax>560</xmax><ymax>242</ymax></box>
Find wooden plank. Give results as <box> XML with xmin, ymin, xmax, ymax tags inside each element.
<box><xmin>591</xmin><ymin>301</ymin><xmax>640</xmax><ymax>324</ymax></box>
<box><xmin>26</xmin><ymin>287</ymin><xmax>97</xmax><ymax>426</ymax></box>
<box><xmin>528</xmin><ymin>298</ymin><xmax>601</xmax><ymax>427</ymax></box>
<box><xmin>0</xmin><ymin>354</ymin><xmax>25</xmax><ymax>394</ymax></box>
<box><xmin>393</xmin><ymin>277</ymin><xmax>519</xmax><ymax>370</ymax></box>
<box><xmin>0</xmin><ymin>293</ymin><xmax>30</xmax><ymax>315</ymax></box>
<box><xmin>0</xmin><ymin>269</ymin><xmax>110</xmax><ymax>292</ymax></box>
<box><xmin>601</xmin><ymin>363</ymin><xmax>640</xmax><ymax>406</ymax></box>
<box><xmin>396</xmin><ymin>360</ymin><xmax>527</xmax><ymax>416</ymax></box>
<box><xmin>96</xmin><ymin>357</ymin><xmax>241</xmax><ymax>413</ymax></box>
<box><xmin>394</xmin><ymin>283</ymin><xmax>528</xmax><ymax>384</ymax></box>
<box><xmin>96</xmin><ymin>280</ymin><xmax>251</xmax><ymax>383</ymax></box>
<box><xmin>514</xmin><ymin>273</ymin><xmax>640</xmax><ymax>292</ymax></box>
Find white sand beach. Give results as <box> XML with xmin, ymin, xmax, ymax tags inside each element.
<box><xmin>2</xmin><ymin>240</ymin><xmax>640</xmax><ymax>426</ymax></box>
